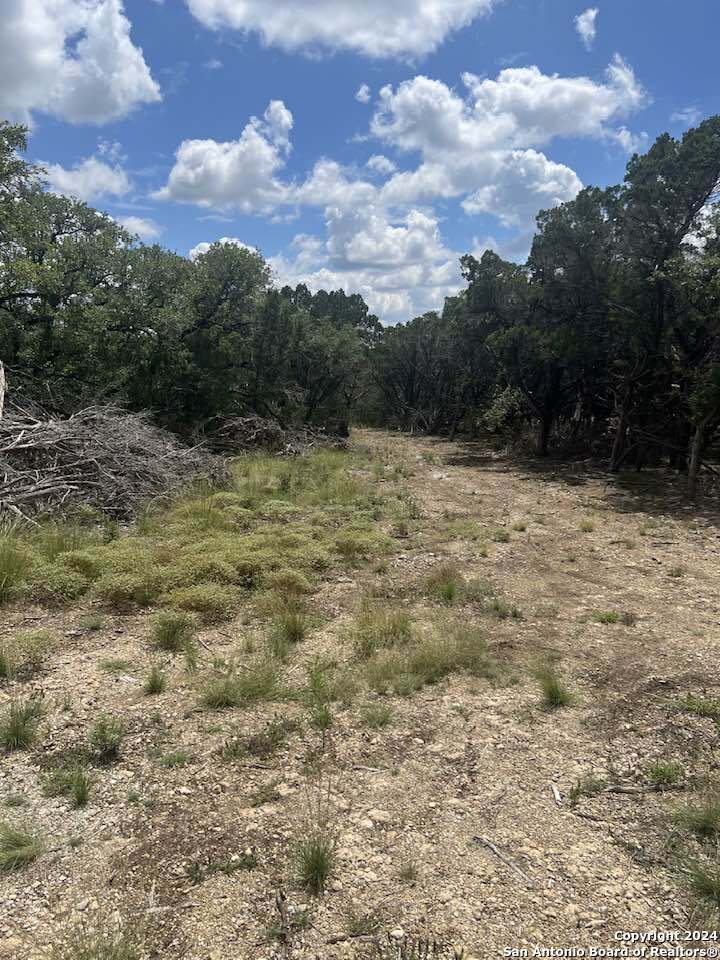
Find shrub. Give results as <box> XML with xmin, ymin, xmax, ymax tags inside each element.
<box><xmin>150</xmin><ymin>610</ymin><xmax>196</xmax><ymax>653</ymax></box>
<box><xmin>568</xmin><ymin>774</ymin><xmax>606</xmax><ymax>805</ymax></box>
<box><xmin>0</xmin><ymin>699</ymin><xmax>44</xmax><ymax>751</ymax></box>
<box><xmin>424</xmin><ymin>564</ymin><xmax>462</xmax><ymax>605</ymax></box>
<box><xmin>0</xmin><ymin>822</ymin><xmax>43</xmax><ymax>871</ymax></box>
<box><xmin>264</xmin><ymin>568</ymin><xmax>313</xmax><ymax>596</ymax></box>
<box><xmin>95</xmin><ymin>572</ymin><xmax>160</xmax><ymax>610</ymax></box>
<box><xmin>536</xmin><ymin>664</ymin><xmax>573</xmax><ymax>709</ymax></box>
<box><xmin>359</xmin><ymin>703</ymin><xmax>393</xmax><ymax>729</ymax></box>
<box><xmin>89</xmin><ymin>715</ymin><xmax>125</xmax><ymax>764</ymax></box>
<box><xmin>162</xmin><ymin>584</ymin><xmax>239</xmax><ymax>623</ymax></box>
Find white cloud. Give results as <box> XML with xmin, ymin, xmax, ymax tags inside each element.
<box><xmin>185</xmin><ymin>0</ymin><xmax>497</xmax><ymax>58</ymax></box>
<box><xmin>671</xmin><ymin>105</ymin><xmax>702</xmax><ymax>128</ymax></box>
<box><xmin>0</xmin><ymin>0</ymin><xmax>160</xmax><ymax>125</ymax></box>
<box><xmin>153</xmin><ymin>101</ymin><xmax>293</xmax><ymax>211</ymax></box>
<box><xmin>575</xmin><ymin>7</ymin><xmax>599</xmax><ymax>51</ymax></box>
<box><xmin>43</xmin><ymin>147</ymin><xmax>132</xmax><ymax>202</ymax></box>
<box><xmin>355</xmin><ymin>84</ymin><xmax>371</xmax><ymax>104</ymax></box>
<box><xmin>205</xmin><ymin>58</ymin><xmax>223</xmax><ymax>70</ymax></box>
<box><xmin>118</xmin><ymin>216</ymin><xmax>162</xmax><ymax>241</ymax></box>
<box><xmin>188</xmin><ymin>237</ymin><xmax>257</xmax><ymax>260</ymax></box>
<box><xmin>366</xmin><ymin>154</ymin><xmax>397</xmax><ymax>175</ymax></box>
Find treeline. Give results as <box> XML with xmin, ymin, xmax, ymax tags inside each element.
<box><xmin>376</xmin><ymin>117</ymin><xmax>720</xmax><ymax>494</ymax></box>
<box><xmin>0</xmin><ymin>122</ymin><xmax>380</xmax><ymax>433</ymax></box>
<box><xmin>2</xmin><ymin>118</ymin><xmax>720</xmax><ymax>492</ymax></box>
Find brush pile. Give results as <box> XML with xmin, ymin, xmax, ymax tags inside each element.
<box><xmin>0</xmin><ymin>405</ymin><xmax>222</xmax><ymax>520</ymax></box>
<box><xmin>208</xmin><ymin>415</ymin><xmax>348</xmax><ymax>455</ymax></box>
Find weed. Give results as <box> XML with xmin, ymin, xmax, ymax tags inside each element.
<box><xmin>492</xmin><ymin>529</ymin><xmax>511</xmax><ymax>543</ymax></box>
<box><xmin>351</xmin><ymin>605</ymin><xmax>412</xmax><ymax>660</ymax></box>
<box><xmin>398</xmin><ymin>859</ymin><xmax>419</xmax><ymax>883</ymax></box>
<box><xmin>0</xmin><ymin>699</ymin><xmax>44</xmax><ymax>751</ymax></box>
<box><xmin>251</xmin><ymin>780</ymin><xmax>282</xmax><ymax>806</ymax></box>
<box><xmin>150</xmin><ymin>610</ymin><xmax>196</xmax><ymax>653</ymax></box>
<box><xmin>536</xmin><ymin>663</ymin><xmax>573</xmax><ymax>709</ymax></box>
<box><xmin>579</xmin><ymin>519</ymin><xmax>595</xmax><ymax>533</ymax></box>
<box><xmin>568</xmin><ymin>775</ymin><xmax>606</xmax><ymax>805</ymax></box>
<box><xmin>0</xmin><ymin>629</ymin><xmax>53</xmax><ymax>680</ymax></box>
<box><xmin>220</xmin><ymin>718</ymin><xmax>297</xmax><ymax>760</ymax></box>
<box><xmin>78</xmin><ymin>613</ymin><xmax>104</xmax><ymax>631</ymax></box>
<box><xmin>42</xmin><ymin>765</ymin><xmax>92</xmax><ymax>808</ymax></box>
<box><xmin>99</xmin><ymin>659</ymin><xmax>132</xmax><ymax>674</ymax></box>
<box><xmin>0</xmin><ymin>536</ymin><xmax>30</xmax><ymax>604</ymax></box>
<box><xmin>295</xmin><ymin>828</ymin><xmax>335</xmax><ymax>894</ymax></box>
<box><xmin>88</xmin><ymin>715</ymin><xmax>124</xmax><ymax>764</ymax></box>
<box><xmin>143</xmin><ymin>664</ymin><xmax>167</xmax><ymax>696</ymax></box>
<box><xmin>0</xmin><ymin>822</ymin><xmax>43</xmax><ymax>871</ymax></box>
<box><xmin>593</xmin><ymin>610</ymin><xmax>620</xmax><ymax>625</ymax></box>
<box><xmin>346</xmin><ymin>908</ymin><xmax>382</xmax><ymax>936</ymax></box>
<box><xmin>675</xmin><ymin>796</ymin><xmax>720</xmax><ymax>840</ymax></box>
<box><xmin>360</xmin><ymin>703</ymin><xmax>394</xmax><ymax>729</ymax></box>
<box><xmin>669</xmin><ymin>564</ymin><xmax>686</xmax><ymax>578</ymax></box>
<box><xmin>688</xmin><ymin>862</ymin><xmax>720</xmax><ymax>907</ymax></box>
<box><xmin>425</xmin><ymin>564</ymin><xmax>462</xmax><ymax>605</ymax></box>
<box><xmin>484</xmin><ymin>597</ymin><xmax>522</xmax><ymax>620</ymax></box>
<box><xmin>156</xmin><ymin>750</ymin><xmax>192</xmax><ymax>768</ymax></box>
<box><xmin>201</xmin><ymin>661</ymin><xmax>278</xmax><ymax>709</ymax></box>
<box><xmin>647</xmin><ymin>759</ymin><xmax>684</xmax><ymax>786</ymax></box>
<box><xmin>52</xmin><ymin>922</ymin><xmax>142</xmax><ymax>960</ymax></box>
<box><xmin>512</xmin><ymin>520</ymin><xmax>527</xmax><ymax>532</ymax></box>
<box><xmin>310</xmin><ymin>702</ymin><xmax>334</xmax><ymax>732</ymax></box>
<box><xmin>271</xmin><ymin>607</ymin><xmax>309</xmax><ymax>652</ymax></box>
<box><xmin>3</xmin><ymin>794</ymin><xmax>28</xmax><ymax>808</ymax></box>
<box><xmin>683</xmin><ymin>695</ymin><xmax>720</xmax><ymax>724</ymax></box>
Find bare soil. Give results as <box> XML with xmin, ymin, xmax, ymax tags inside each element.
<box><xmin>2</xmin><ymin>429</ymin><xmax>720</xmax><ymax>959</ymax></box>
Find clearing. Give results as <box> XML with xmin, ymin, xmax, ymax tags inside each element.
<box><xmin>1</xmin><ymin>429</ymin><xmax>719</xmax><ymax>959</ymax></box>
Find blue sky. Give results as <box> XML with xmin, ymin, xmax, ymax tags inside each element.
<box><xmin>2</xmin><ymin>0</ymin><xmax>718</xmax><ymax>322</ymax></box>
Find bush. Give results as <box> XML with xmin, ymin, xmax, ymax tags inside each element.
<box><xmin>95</xmin><ymin>572</ymin><xmax>160</xmax><ymax>610</ymax></box>
<box><xmin>162</xmin><ymin>584</ymin><xmax>239</xmax><ymax>623</ymax></box>
<box><xmin>32</xmin><ymin>565</ymin><xmax>91</xmax><ymax>604</ymax></box>
<box><xmin>150</xmin><ymin>610</ymin><xmax>196</xmax><ymax>653</ymax></box>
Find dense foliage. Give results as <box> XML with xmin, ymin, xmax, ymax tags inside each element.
<box><xmin>1</xmin><ymin>117</ymin><xmax>719</xmax><ymax>491</ymax></box>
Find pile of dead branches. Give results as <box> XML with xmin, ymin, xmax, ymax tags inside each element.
<box><xmin>0</xmin><ymin>405</ymin><xmax>223</xmax><ymax>521</ymax></box>
<box><xmin>208</xmin><ymin>415</ymin><xmax>348</xmax><ymax>456</ymax></box>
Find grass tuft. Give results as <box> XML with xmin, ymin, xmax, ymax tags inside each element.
<box><xmin>295</xmin><ymin>828</ymin><xmax>335</xmax><ymax>895</ymax></box>
<box><xmin>0</xmin><ymin>822</ymin><xmax>43</xmax><ymax>871</ymax></box>
<box><xmin>88</xmin><ymin>715</ymin><xmax>125</xmax><ymax>765</ymax></box>
<box><xmin>535</xmin><ymin>663</ymin><xmax>573</xmax><ymax>709</ymax></box>
<box><xmin>150</xmin><ymin>610</ymin><xmax>196</xmax><ymax>653</ymax></box>
<box><xmin>42</xmin><ymin>765</ymin><xmax>92</xmax><ymax>808</ymax></box>
<box><xmin>143</xmin><ymin>663</ymin><xmax>167</xmax><ymax>696</ymax></box>
<box><xmin>0</xmin><ymin>698</ymin><xmax>44</xmax><ymax>751</ymax></box>
<box><xmin>674</xmin><ymin>796</ymin><xmax>720</xmax><ymax>840</ymax></box>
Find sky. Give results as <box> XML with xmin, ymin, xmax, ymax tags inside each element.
<box><xmin>2</xmin><ymin>0</ymin><xmax>719</xmax><ymax>324</ymax></box>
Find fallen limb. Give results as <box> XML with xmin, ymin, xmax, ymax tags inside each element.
<box><xmin>473</xmin><ymin>835</ymin><xmax>535</xmax><ymax>887</ymax></box>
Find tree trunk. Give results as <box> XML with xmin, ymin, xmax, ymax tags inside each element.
<box><xmin>688</xmin><ymin>419</ymin><xmax>706</xmax><ymax>500</ymax></box>
<box><xmin>610</xmin><ymin>385</ymin><xmax>633</xmax><ymax>472</ymax></box>
<box><xmin>538</xmin><ymin>414</ymin><xmax>552</xmax><ymax>456</ymax></box>
<box><xmin>0</xmin><ymin>361</ymin><xmax>5</xmax><ymax>421</ymax></box>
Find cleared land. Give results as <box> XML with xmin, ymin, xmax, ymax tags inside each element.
<box><xmin>1</xmin><ymin>429</ymin><xmax>720</xmax><ymax>959</ymax></box>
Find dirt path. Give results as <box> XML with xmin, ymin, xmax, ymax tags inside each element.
<box><xmin>2</xmin><ymin>430</ymin><xmax>719</xmax><ymax>959</ymax></box>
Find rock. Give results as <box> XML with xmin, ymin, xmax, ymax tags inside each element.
<box><xmin>390</xmin><ymin>929</ymin><xmax>405</xmax><ymax>940</ymax></box>
<box><xmin>368</xmin><ymin>808</ymin><xmax>392</xmax><ymax>825</ymax></box>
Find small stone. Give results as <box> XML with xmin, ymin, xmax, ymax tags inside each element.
<box><xmin>390</xmin><ymin>929</ymin><xmax>405</xmax><ymax>940</ymax></box>
<box><xmin>368</xmin><ymin>808</ymin><xmax>392</xmax><ymax>825</ymax></box>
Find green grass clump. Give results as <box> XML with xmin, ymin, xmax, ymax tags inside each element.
<box><xmin>201</xmin><ymin>661</ymin><xmax>278</xmax><ymax>709</ymax></box>
<box><xmin>156</xmin><ymin>749</ymin><xmax>192</xmax><ymax>768</ymax></box>
<box><xmin>143</xmin><ymin>664</ymin><xmax>167</xmax><ymax>696</ymax></box>
<box><xmin>535</xmin><ymin>663</ymin><xmax>573</xmax><ymax>709</ymax></box>
<box><xmin>484</xmin><ymin>597</ymin><xmax>522</xmax><ymax>620</ymax></box>
<box><xmin>683</xmin><ymin>694</ymin><xmax>720</xmax><ymax>723</ymax></box>
<box><xmin>593</xmin><ymin>610</ymin><xmax>620</xmax><ymax>624</ymax></box>
<box><xmin>270</xmin><ymin>606</ymin><xmax>310</xmax><ymax>655</ymax></box>
<box><xmin>0</xmin><ymin>822</ymin><xmax>44</xmax><ymax>871</ymax></box>
<box><xmin>0</xmin><ymin>699</ymin><xmax>44</xmax><ymax>751</ymax></box>
<box><xmin>88</xmin><ymin>715</ymin><xmax>125</xmax><ymax>765</ymax></box>
<box><xmin>674</xmin><ymin>796</ymin><xmax>720</xmax><ymax>840</ymax></box>
<box><xmin>162</xmin><ymin>584</ymin><xmax>239</xmax><ymax>623</ymax></box>
<box><xmin>42</xmin><ymin>765</ymin><xmax>92</xmax><ymax>808</ymax></box>
<box><xmin>33</xmin><ymin>523</ymin><xmax>101</xmax><ymax>562</ymax></box>
<box><xmin>424</xmin><ymin>564</ymin><xmax>463</xmax><ymax>605</ymax></box>
<box><xmin>579</xmin><ymin>518</ymin><xmax>595</xmax><ymax>533</ymax></box>
<box><xmin>359</xmin><ymin>703</ymin><xmax>394</xmax><ymax>729</ymax></box>
<box><xmin>0</xmin><ymin>535</ymin><xmax>31</xmax><ymax>604</ymax></box>
<box><xmin>264</xmin><ymin>568</ymin><xmax>314</xmax><ymax>596</ymax></box>
<box><xmin>52</xmin><ymin>923</ymin><xmax>142</xmax><ymax>960</ymax></box>
<box><xmin>351</xmin><ymin>605</ymin><xmax>412</xmax><ymax>660</ymax></box>
<box><xmin>32</xmin><ymin>565</ymin><xmax>91</xmax><ymax>604</ymax></box>
<box><xmin>511</xmin><ymin>520</ymin><xmax>527</xmax><ymax>532</ymax></box>
<box><xmin>0</xmin><ymin>629</ymin><xmax>53</xmax><ymax>681</ymax></box>
<box><xmin>220</xmin><ymin>717</ymin><xmax>297</xmax><ymax>761</ymax></box>
<box><xmin>99</xmin><ymin>659</ymin><xmax>132</xmax><ymax>674</ymax></box>
<box><xmin>150</xmin><ymin>610</ymin><xmax>196</xmax><ymax>653</ymax></box>
<box><xmin>491</xmin><ymin>529</ymin><xmax>510</xmax><ymax>543</ymax></box>
<box><xmin>568</xmin><ymin>774</ymin><xmax>606</xmax><ymax>805</ymax></box>
<box><xmin>78</xmin><ymin>613</ymin><xmax>105</xmax><ymax>631</ymax></box>
<box><xmin>647</xmin><ymin>759</ymin><xmax>684</xmax><ymax>786</ymax></box>
<box><xmin>688</xmin><ymin>862</ymin><xmax>720</xmax><ymax>907</ymax></box>
<box><xmin>295</xmin><ymin>828</ymin><xmax>335</xmax><ymax>894</ymax></box>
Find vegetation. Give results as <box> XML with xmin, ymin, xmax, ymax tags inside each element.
<box><xmin>536</xmin><ymin>664</ymin><xmax>574</xmax><ymax>709</ymax></box>
<box><xmin>0</xmin><ymin>699</ymin><xmax>44</xmax><ymax>751</ymax></box>
<box><xmin>0</xmin><ymin>822</ymin><xmax>43</xmax><ymax>871</ymax></box>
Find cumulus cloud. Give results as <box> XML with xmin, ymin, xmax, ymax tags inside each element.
<box><xmin>153</xmin><ymin>101</ymin><xmax>293</xmax><ymax>211</ymax></box>
<box><xmin>355</xmin><ymin>84</ymin><xmax>371</xmax><ymax>104</ymax></box>
<box><xmin>188</xmin><ymin>237</ymin><xmax>257</xmax><ymax>260</ymax></box>
<box><xmin>575</xmin><ymin>7</ymin><xmax>599</xmax><ymax>50</ymax></box>
<box><xmin>671</xmin><ymin>105</ymin><xmax>702</xmax><ymax>128</ymax></box>
<box><xmin>43</xmin><ymin>143</ymin><xmax>132</xmax><ymax>202</ymax></box>
<box><xmin>185</xmin><ymin>0</ymin><xmax>497</xmax><ymax>58</ymax></box>
<box><xmin>118</xmin><ymin>216</ymin><xmax>163</xmax><ymax>241</ymax></box>
<box><xmin>0</xmin><ymin>0</ymin><xmax>160</xmax><ymax>125</ymax></box>
<box><xmin>159</xmin><ymin>58</ymin><xmax>646</xmax><ymax>322</ymax></box>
